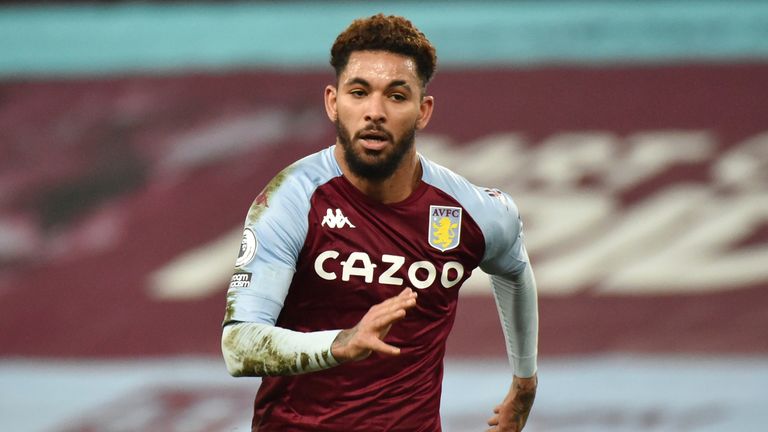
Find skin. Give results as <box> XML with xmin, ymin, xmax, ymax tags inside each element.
<box><xmin>324</xmin><ymin>50</ymin><xmax>537</xmax><ymax>431</ymax></box>
<box><xmin>324</xmin><ymin>50</ymin><xmax>434</xmax><ymax>204</ymax></box>
<box><xmin>331</xmin><ymin>287</ymin><xmax>418</xmax><ymax>361</ymax></box>
<box><xmin>487</xmin><ymin>374</ymin><xmax>538</xmax><ymax>432</ymax></box>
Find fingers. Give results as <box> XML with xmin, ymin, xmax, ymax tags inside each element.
<box><xmin>487</xmin><ymin>405</ymin><xmax>501</xmax><ymax>426</ymax></box>
<box><xmin>489</xmin><ymin>402</ymin><xmax>528</xmax><ymax>431</ymax></box>
<box><xmin>487</xmin><ymin>410</ymin><xmax>524</xmax><ymax>432</ymax></box>
<box><xmin>365</xmin><ymin>305</ymin><xmax>407</xmax><ymax>341</ymax></box>
<box><xmin>366</xmin><ymin>288</ymin><xmax>417</xmax><ymax>326</ymax></box>
<box><xmin>365</xmin><ymin>335</ymin><xmax>402</xmax><ymax>356</ymax></box>
<box><xmin>334</xmin><ymin>288</ymin><xmax>419</xmax><ymax>362</ymax></box>
<box><xmin>380</xmin><ymin>292</ymin><xmax>417</xmax><ymax>313</ymax></box>
<box><xmin>358</xmin><ymin>288</ymin><xmax>418</xmax><ymax>355</ymax></box>
<box><xmin>384</xmin><ymin>287</ymin><xmax>418</xmax><ymax>309</ymax></box>
<box><xmin>393</xmin><ymin>288</ymin><xmax>418</xmax><ymax>311</ymax></box>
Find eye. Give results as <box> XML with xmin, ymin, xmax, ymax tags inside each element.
<box><xmin>389</xmin><ymin>93</ymin><xmax>407</xmax><ymax>102</ymax></box>
<box><xmin>350</xmin><ymin>89</ymin><xmax>366</xmax><ymax>97</ymax></box>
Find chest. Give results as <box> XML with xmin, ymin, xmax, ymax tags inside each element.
<box><xmin>297</xmin><ymin>180</ymin><xmax>484</xmax><ymax>299</ymax></box>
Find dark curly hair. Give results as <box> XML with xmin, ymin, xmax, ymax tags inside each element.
<box><xmin>330</xmin><ymin>14</ymin><xmax>437</xmax><ymax>89</ymax></box>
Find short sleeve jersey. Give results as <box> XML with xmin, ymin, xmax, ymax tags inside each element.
<box><xmin>225</xmin><ymin>146</ymin><xmax>528</xmax><ymax>432</ymax></box>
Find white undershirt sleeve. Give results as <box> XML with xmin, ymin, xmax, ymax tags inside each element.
<box><xmin>222</xmin><ymin>322</ymin><xmax>341</xmax><ymax>377</ymax></box>
<box><xmin>489</xmin><ymin>263</ymin><xmax>539</xmax><ymax>378</ymax></box>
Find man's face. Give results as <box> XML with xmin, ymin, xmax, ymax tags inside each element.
<box><xmin>325</xmin><ymin>50</ymin><xmax>434</xmax><ymax>181</ymax></box>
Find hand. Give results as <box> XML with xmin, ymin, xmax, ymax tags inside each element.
<box><xmin>487</xmin><ymin>374</ymin><xmax>537</xmax><ymax>431</ymax></box>
<box><xmin>331</xmin><ymin>287</ymin><xmax>418</xmax><ymax>362</ymax></box>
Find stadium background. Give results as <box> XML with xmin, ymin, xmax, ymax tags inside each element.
<box><xmin>1</xmin><ymin>1</ymin><xmax>767</xmax><ymax>431</ymax></box>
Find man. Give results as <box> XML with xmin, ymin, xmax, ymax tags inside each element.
<box><xmin>222</xmin><ymin>14</ymin><xmax>538</xmax><ymax>432</ymax></box>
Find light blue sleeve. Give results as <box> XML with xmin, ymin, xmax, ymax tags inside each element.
<box><xmin>476</xmin><ymin>189</ymin><xmax>529</xmax><ymax>275</ymax></box>
<box><xmin>476</xmin><ymin>189</ymin><xmax>538</xmax><ymax>376</ymax></box>
<box><xmin>223</xmin><ymin>148</ymin><xmax>340</xmax><ymax>326</ymax></box>
<box><xmin>420</xmin><ymin>156</ymin><xmax>537</xmax><ymax>376</ymax></box>
<box><xmin>419</xmin><ymin>154</ymin><xmax>528</xmax><ymax>274</ymax></box>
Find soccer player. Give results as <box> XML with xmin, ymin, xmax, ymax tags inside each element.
<box><xmin>222</xmin><ymin>14</ymin><xmax>538</xmax><ymax>432</ymax></box>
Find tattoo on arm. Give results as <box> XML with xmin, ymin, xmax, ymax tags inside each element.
<box><xmin>331</xmin><ymin>328</ymin><xmax>356</xmax><ymax>352</ymax></box>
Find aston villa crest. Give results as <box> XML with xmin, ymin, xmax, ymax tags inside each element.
<box><xmin>429</xmin><ymin>205</ymin><xmax>462</xmax><ymax>252</ymax></box>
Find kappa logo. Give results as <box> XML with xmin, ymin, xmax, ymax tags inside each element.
<box><xmin>429</xmin><ymin>205</ymin><xmax>462</xmax><ymax>252</ymax></box>
<box><xmin>321</xmin><ymin>208</ymin><xmax>356</xmax><ymax>229</ymax></box>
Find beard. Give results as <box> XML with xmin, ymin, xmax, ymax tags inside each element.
<box><xmin>335</xmin><ymin>119</ymin><xmax>417</xmax><ymax>181</ymax></box>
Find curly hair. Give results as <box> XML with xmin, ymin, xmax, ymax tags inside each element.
<box><xmin>330</xmin><ymin>14</ymin><xmax>437</xmax><ymax>89</ymax></box>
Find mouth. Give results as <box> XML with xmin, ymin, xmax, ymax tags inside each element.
<box><xmin>356</xmin><ymin>129</ymin><xmax>391</xmax><ymax>151</ymax></box>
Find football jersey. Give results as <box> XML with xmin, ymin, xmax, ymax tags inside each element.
<box><xmin>225</xmin><ymin>145</ymin><xmax>529</xmax><ymax>431</ymax></box>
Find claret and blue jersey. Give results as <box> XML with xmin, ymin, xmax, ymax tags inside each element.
<box><xmin>226</xmin><ymin>145</ymin><xmax>529</xmax><ymax>431</ymax></box>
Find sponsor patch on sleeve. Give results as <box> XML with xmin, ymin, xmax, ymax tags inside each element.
<box><xmin>229</xmin><ymin>272</ymin><xmax>252</xmax><ymax>289</ymax></box>
<box><xmin>235</xmin><ymin>228</ymin><xmax>258</xmax><ymax>267</ymax></box>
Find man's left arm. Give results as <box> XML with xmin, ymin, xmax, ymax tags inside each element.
<box><xmin>471</xmin><ymin>186</ymin><xmax>539</xmax><ymax>430</ymax></box>
<box><xmin>486</xmin><ymin>256</ymin><xmax>539</xmax><ymax>431</ymax></box>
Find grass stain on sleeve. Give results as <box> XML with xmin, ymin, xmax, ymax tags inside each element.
<box><xmin>247</xmin><ymin>166</ymin><xmax>294</xmax><ymax>225</ymax></box>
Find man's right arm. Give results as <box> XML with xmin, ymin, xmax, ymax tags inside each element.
<box><xmin>222</xmin><ymin>288</ymin><xmax>418</xmax><ymax>377</ymax></box>
<box><xmin>478</xmin><ymin>188</ymin><xmax>539</xmax><ymax>431</ymax></box>
<box><xmin>222</xmin><ymin>322</ymin><xmax>340</xmax><ymax>376</ymax></box>
<box><xmin>221</xmin><ymin>158</ymin><xmax>417</xmax><ymax>378</ymax></box>
<box><xmin>330</xmin><ymin>287</ymin><xmax>418</xmax><ymax>362</ymax></box>
<box><xmin>221</xmin><ymin>166</ymin><xmax>333</xmax><ymax>377</ymax></box>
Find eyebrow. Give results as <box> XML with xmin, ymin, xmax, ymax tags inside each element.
<box><xmin>344</xmin><ymin>77</ymin><xmax>412</xmax><ymax>92</ymax></box>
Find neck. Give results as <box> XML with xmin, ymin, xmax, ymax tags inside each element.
<box><xmin>334</xmin><ymin>144</ymin><xmax>422</xmax><ymax>204</ymax></box>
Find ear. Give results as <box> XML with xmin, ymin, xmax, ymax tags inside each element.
<box><xmin>324</xmin><ymin>84</ymin><xmax>338</xmax><ymax>122</ymax></box>
<box><xmin>416</xmin><ymin>95</ymin><xmax>435</xmax><ymax>130</ymax></box>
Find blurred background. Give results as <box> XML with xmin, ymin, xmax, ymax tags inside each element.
<box><xmin>1</xmin><ymin>1</ymin><xmax>767</xmax><ymax>431</ymax></box>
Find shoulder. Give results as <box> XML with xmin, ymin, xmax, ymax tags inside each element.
<box><xmin>240</xmin><ymin>147</ymin><xmax>342</xmax><ymax>267</ymax></box>
<box><xmin>420</xmin><ymin>154</ymin><xmax>520</xmax><ymax>226</ymax></box>
<box><xmin>264</xmin><ymin>147</ymin><xmax>341</xmax><ymax>203</ymax></box>
<box><xmin>420</xmin><ymin>154</ymin><xmax>524</xmax><ymax>274</ymax></box>
<box><xmin>250</xmin><ymin>147</ymin><xmax>341</xmax><ymax>219</ymax></box>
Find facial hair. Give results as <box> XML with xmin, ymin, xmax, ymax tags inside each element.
<box><xmin>336</xmin><ymin>119</ymin><xmax>417</xmax><ymax>181</ymax></box>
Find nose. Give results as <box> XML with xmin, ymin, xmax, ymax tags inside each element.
<box><xmin>363</xmin><ymin>94</ymin><xmax>386</xmax><ymax>124</ymax></box>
